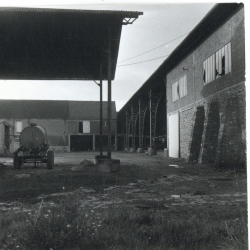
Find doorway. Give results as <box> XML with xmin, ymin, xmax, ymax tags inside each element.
<box><xmin>70</xmin><ymin>135</ymin><xmax>93</xmax><ymax>151</ymax></box>
<box><xmin>168</xmin><ymin>112</ymin><xmax>179</xmax><ymax>158</ymax></box>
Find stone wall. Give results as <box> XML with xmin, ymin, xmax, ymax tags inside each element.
<box><xmin>178</xmin><ymin>83</ymin><xmax>246</xmax><ymax>167</ymax></box>
<box><xmin>179</xmin><ymin>107</ymin><xmax>194</xmax><ymax>160</ymax></box>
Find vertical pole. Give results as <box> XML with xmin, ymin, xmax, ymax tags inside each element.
<box><xmin>125</xmin><ymin>111</ymin><xmax>128</xmax><ymax>149</ymax></box>
<box><xmin>93</xmin><ymin>134</ymin><xmax>95</xmax><ymax>150</ymax></box>
<box><xmin>115</xmin><ymin>135</ymin><xmax>117</xmax><ymax>151</ymax></box>
<box><xmin>131</xmin><ymin>106</ymin><xmax>133</xmax><ymax>149</ymax></box>
<box><xmin>107</xmin><ymin>26</ymin><xmax>112</xmax><ymax>159</ymax></box>
<box><xmin>131</xmin><ymin>106</ymin><xmax>137</xmax><ymax>150</ymax></box>
<box><xmin>149</xmin><ymin>89</ymin><xmax>152</xmax><ymax>148</ymax></box>
<box><xmin>138</xmin><ymin>99</ymin><xmax>141</xmax><ymax>149</ymax></box>
<box><xmin>100</xmin><ymin>64</ymin><xmax>103</xmax><ymax>156</ymax></box>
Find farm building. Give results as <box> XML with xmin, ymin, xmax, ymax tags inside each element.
<box><xmin>118</xmin><ymin>3</ymin><xmax>245</xmax><ymax>167</ymax></box>
<box><xmin>0</xmin><ymin>100</ymin><xmax>117</xmax><ymax>155</ymax></box>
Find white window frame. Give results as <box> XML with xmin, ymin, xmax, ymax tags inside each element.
<box><xmin>172</xmin><ymin>74</ymin><xmax>187</xmax><ymax>102</ymax></box>
<box><xmin>79</xmin><ymin>121</ymin><xmax>90</xmax><ymax>134</ymax></box>
<box><xmin>15</xmin><ymin>121</ymin><xmax>23</xmax><ymax>133</ymax></box>
<box><xmin>203</xmin><ymin>42</ymin><xmax>231</xmax><ymax>84</ymax></box>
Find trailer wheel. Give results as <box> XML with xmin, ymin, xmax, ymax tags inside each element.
<box><xmin>14</xmin><ymin>153</ymin><xmax>22</xmax><ymax>170</ymax></box>
<box><xmin>47</xmin><ymin>151</ymin><xmax>54</xmax><ymax>169</ymax></box>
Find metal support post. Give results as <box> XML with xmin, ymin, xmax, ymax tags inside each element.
<box><xmin>107</xmin><ymin>27</ymin><xmax>112</xmax><ymax>159</ymax></box>
<box><xmin>115</xmin><ymin>135</ymin><xmax>117</xmax><ymax>151</ymax></box>
<box><xmin>125</xmin><ymin>111</ymin><xmax>131</xmax><ymax>150</ymax></box>
<box><xmin>138</xmin><ymin>99</ymin><xmax>148</xmax><ymax>152</ymax></box>
<box><xmin>149</xmin><ymin>90</ymin><xmax>152</xmax><ymax>148</ymax></box>
<box><xmin>125</xmin><ymin>112</ymin><xmax>131</xmax><ymax>150</ymax></box>
<box><xmin>149</xmin><ymin>90</ymin><xmax>163</xmax><ymax>149</ymax></box>
<box><xmin>131</xmin><ymin>106</ymin><xmax>139</xmax><ymax>151</ymax></box>
<box><xmin>100</xmin><ymin>64</ymin><xmax>103</xmax><ymax>156</ymax></box>
<box><xmin>93</xmin><ymin>134</ymin><xmax>96</xmax><ymax>151</ymax></box>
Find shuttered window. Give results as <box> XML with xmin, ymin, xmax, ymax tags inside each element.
<box><xmin>79</xmin><ymin>121</ymin><xmax>90</xmax><ymax>133</ymax></box>
<box><xmin>172</xmin><ymin>74</ymin><xmax>187</xmax><ymax>102</ymax></box>
<box><xmin>15</xmin><ymin>121</ymin><xmax>23</xmax><ymax>133</ymax></box>
<box><xmin>203</xmin><ymin>42</ymin><xmax>231</xmax><ymax>84</ymax></box>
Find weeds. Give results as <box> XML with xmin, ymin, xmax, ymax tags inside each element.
<box><xmin>0</xmin><ymin>194</ymin><xmax>247</xmax><ymax>250</ymax></box>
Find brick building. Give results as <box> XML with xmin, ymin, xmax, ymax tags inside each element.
<box><xmin>0</xmin><ymin>100</ymin><xmax>117</xmax><ymax>155</ymax></box>
<box><xmin>166</xmin><ymin>3</ymin><xmax>245</xmax><ymax>167</ymax></box>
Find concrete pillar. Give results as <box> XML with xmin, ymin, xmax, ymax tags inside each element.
<box><xmin>164</xmin><ymin>148</ymin><xmax>168</xmax><ymax>158</ymax></box>
<box><xmin>148</xmin><ymin>147</ymin><xmax>157</xmax><ymax>155</ymax></box>
<box><xmin>107</xmin><ymin>26</ymin><xmax>112</xmax><ymax>159</ymax></box>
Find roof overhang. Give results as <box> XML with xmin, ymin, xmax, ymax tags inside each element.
<box><xmin>0</xmin><ymin>7</ymin><xmax>143</xmax><ymax>80</ymax></box>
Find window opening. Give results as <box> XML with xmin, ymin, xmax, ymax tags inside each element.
<box><xmin>203</xmin><ymin>42</ymin><xmax>231</xmax><ymax>84</ymax></box>
<box><xmin>172</xmin><ymin>74</ymin><xmax>187</xmax><ymax>102</ymax></box>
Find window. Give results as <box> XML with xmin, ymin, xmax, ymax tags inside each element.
<box><xmin>203</xmin><ymin>42</ymin><xmax>231</xmax><ymax>84</ymax></box>
<box><xmin>79</xmin><ymin>121</ymin><xmax>90</xmax><ymax>133</ymax></box>
<box><xmin>15</xmin><ymin>121</ymin><xmax>23</xmax><ymax>133</ymax></box>
<box><xmin>172</xmin><ymin>74</ymin><xmax>187</xmax><ymax>102</ymax></box>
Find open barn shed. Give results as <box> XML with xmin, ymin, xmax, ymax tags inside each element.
<box><xmin>117</xmin><ymin>63</ymin><xmax>167</xmax><ymax>153</ymax></box>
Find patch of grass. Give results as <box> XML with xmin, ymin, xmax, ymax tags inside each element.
<box><xmin>0</xmin><ymin>195</ymin><xmax>247</xmax><ymax>250</ymax></box>
<box><xmin>0</xmin><ymin>164</ymin><xmax>148</xmax><ymax>203</ymax></box>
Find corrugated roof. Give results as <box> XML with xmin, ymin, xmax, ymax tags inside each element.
<box><xmin>0</xmin><ymin>7</ymin><xmax>142</xmax><ymax>16</ymax></box>
<box><xmin>0</xmin><ymin>100</ymin><xmax>116</xmax><ymax>120</ymax></box>
<box><xmin>0</xmin><ymin>7</ymin><xmax>142</xmax><ymax>80</ymax></box>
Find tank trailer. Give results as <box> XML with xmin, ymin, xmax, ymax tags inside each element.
<box><xmin>13</xmin><ymin>123</ymin><xmax>54</xmax><ymax>169</ymax></box>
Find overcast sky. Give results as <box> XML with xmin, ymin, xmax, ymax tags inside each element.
<box><xmin>0</xmin><ymin>1</ymin><xmax>246</xmax><ymax>111</ymax></box>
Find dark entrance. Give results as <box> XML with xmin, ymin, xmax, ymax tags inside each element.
<box><xmin>70</xmin><ymin>135</ymin><xmax>93</xmax><ymax>151</ymax></box>
<box><xmin>95</xmin><ymin>135</ymin><xmax>115</xmax><ymax>151</ymax></box>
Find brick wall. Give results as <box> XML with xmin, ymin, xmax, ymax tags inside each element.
<box><xmin>174</xmin><ymin>83</ymin><xmax>246</xmax><ymax>167</ymax></box>
<box><xmin>179</xmin><ymin>107</ymin><xmax>194</xmax><ymax>159</ymax></box>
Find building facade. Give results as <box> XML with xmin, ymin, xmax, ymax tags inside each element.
<box><xmin>167</xmin><ymin>4</ymin><xmax>245</xmax><ymax>167</ymax></box>
<box><xmin>0</xmin><ymin>100</ymin><xmax>117</xmax><ymax>155</ymax></box>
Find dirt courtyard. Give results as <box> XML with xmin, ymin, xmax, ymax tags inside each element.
<box><xmin>0</xmin><ymin>151</ymin><xmax>247</xmax><ymax>214</ymax></box>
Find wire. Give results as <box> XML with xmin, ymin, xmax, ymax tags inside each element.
<box><xmin>117</xmin><ymin>54</ymin><xmax>169</xmax><ymax>67</ymax></box>
<box><xmin>117</xmin><ymin>32</ymin><xmax>189</xmax><ymax>64</ymax></box>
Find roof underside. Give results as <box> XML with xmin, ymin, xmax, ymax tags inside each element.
<box><xmin>0</xmin><ymin>8</ymin><xmax>142</xmax><ymax>80</ymax></box>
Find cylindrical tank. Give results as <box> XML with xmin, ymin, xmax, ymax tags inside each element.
<box><xmin>19</xmin><ymin>124</ymin><xmax>47</xmax><ymax>150</ymax></box>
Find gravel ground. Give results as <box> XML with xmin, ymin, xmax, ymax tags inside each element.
<box><xmin>0</xmin><ymin>151</ymin><xmax>247</xmax><ymax>216</ymax></box>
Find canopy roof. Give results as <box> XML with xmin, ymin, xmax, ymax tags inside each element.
<box><xmin>0</xmin><ymin>7</ymin><xmax>142</xmax><ymax>80</ymax></box>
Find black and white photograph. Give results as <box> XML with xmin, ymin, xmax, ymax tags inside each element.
<box><xmin>0</xmin><ymin>0</ymin><xmax>247</xmax><ymax>249</ymax></box>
